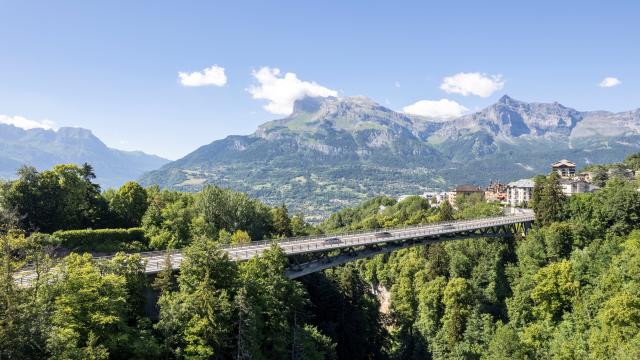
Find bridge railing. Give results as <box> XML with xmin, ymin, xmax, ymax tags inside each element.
<box><xmin>16</xmin><ymin>213</ymin><xmax>534</xmax><ymax>276</ymax></box>
<box><xmin>223</xmin><ymin>213</ymin><xmax>534</xmax><ymax>261</ymax></box>
<box><xmin>216</xmin><ymin>213</ymin><xmax>533</xmax><ymax>252</ymax></box>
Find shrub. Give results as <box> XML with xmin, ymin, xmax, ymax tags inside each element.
<box><xmin>52</xmin><ymin>228</ymin><xmax>147</xmax><ymax>251</ymax></box>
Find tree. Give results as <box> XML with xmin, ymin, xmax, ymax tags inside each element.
<box><xmin>152</xmin><ymin>252</ymin><xmax>177</xmax><ymax>294</ymax></box>
<box><xmin>231</xmin><ymin>230</ymin><xmax>251</xmax><ymax>245</ymax></box>
<box><xmin>541</xmin><ymin>222</ymin><xmax>575</xmax><ymax>261</ymax></box>
<box><xmin>438</xmin><ymin>200</ymin><xmax>454</xmax><ymax>222</ymax></box>
<box><xmin>198</xmin><ymin>185</ymin><xmax>273</xmax><ymax>240</ymax></box>
<box><xmin>238</xmin><ymin>245</ymin><xmax>308</xmax><ymax>358</ymax></box>
<box><xmin>291</xmin><ymin>214</ymin><xmax>316</xmax><ymax>237</ymax></box>
<box><xmin>438</xmin><ymin>278</ymin><xmax>474</xmax><ymax>349</ymax></box>
<box><xmin>218</xmin><ymin>229</ymin><xmax>232</xmax><ymax>245</ymax></box>
<box><xmin>142</xmin><ymin>190</ymin><xmax>198</xmax><ymax>249</ymax></box>
<box><xmin>2</xmin><ymin>164</ymin><xmax>108</xmax><ymax>232</ymax></box>
<box><xmin>589</xmin><ymin>292</ymin><xmax>640</xmax><ymax>358</ymax></box>
<box><xmin>534</xmin><ymin>172</ymin><xmax>567</xmax><ymax>226</ymax></box>
<box><xmin>416</xmin><ymin>276</ymin><xmax>447</xmax><ymax>349</ymax></box>
<box><xmin>483</xmin><ymin>323</ymin><xmax>530</xmax><ymax>360</ymax></box>
<box><xmin>530</xmin><ymin>175</ymin><xmax>546</xmax><ymax>210</ymax></box>
<box><xmin>271</xmin><ymin>203</ymin><xmax>292</xmax><ymax>237</ymax></box>
<box><xmin>108</xmin><ymin>181</ymin><xmax>148</xmax><ymax>228</ymax></box>
<box><xmin>624</xmin><ymin>151</ymin><xmax>640</xmax><ymax>171</ymax></box>
<box><xmin>298</xmin><ymin>325</ymin><xmax>336</xmax><ymax>360</ymax></box>
<box><xmin>156</xmin><ymin>237</ymin><xmax>238</xmax><ymax>358</ymax></box>
<box><xmin>530</xmin><ymin>260</ymin><xmax>578</xmax><ymax>322</ymax></box>
<box><xmin>590</xmin><ymin>179</ymin><xmax>640</xmax><ymax>236</ymax></box>
<box><xmin>46</xmin><ymin>253</ymin><xmax>141</xmax><ymax>359</ymax></box>
<box><xmin>591</xmin><ymin>166</ymin><xmax>609</xmax><ymax>187</ymax></box>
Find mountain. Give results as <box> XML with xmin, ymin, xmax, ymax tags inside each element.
<box><xmin>0</xmin><ymin>124</ymin><xmax>169</xmax><ymax>189</ymax></box>
<box><xmin>140</xmin><ymin>95</ymin><xmax>640</xmax><ymax>220</ymax></box>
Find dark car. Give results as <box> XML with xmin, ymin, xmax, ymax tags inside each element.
<box><xmin>442</xmin><ymin>224</ymin><xmax>455</xmax><ymax>229</ymax></box>
<box><xmin>323</xmin><ymin>237</ymin><xmax>341</xmax><ymax>245</ymax></box>
<box><xmin>375</xmin><ymin>231</ymin><xmax>392</xmax><ymax>238</ymax></box>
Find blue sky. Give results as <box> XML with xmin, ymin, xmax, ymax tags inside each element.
<box><xmin>0</xmin><ymin>0</ymin><xmax>638</xmax><ymax>159</ymax></box>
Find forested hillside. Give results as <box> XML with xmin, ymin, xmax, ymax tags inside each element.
<box><xmin>1</xmin><ymin>153</ymin><xmax>640</xmax><ymax>359</ymax></box>
<box><xmin>140</xmin><ymin>96</ymin><xmax>640</xmax><ymax>219</ymax></box>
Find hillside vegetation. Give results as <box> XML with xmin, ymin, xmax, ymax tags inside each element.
<box><xmin>1</xmin><ymin>154</ymin><xmax>640</xmax><ymax>359</ymax></box>
<box><xmin>140</xmin><ymin>95</ymin><xmax>640</xmax><ymax>219</ymax></box>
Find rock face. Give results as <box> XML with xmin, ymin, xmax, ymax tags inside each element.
<box><xmin>140</xmin><ymin>95</ymin><xmax>640</xmax><ymax>219</ymax></box>
<box><xmin>0</xmin><ymin>124</ymin><xmax>169</xmax><ymax>189</ymax></box>
<box><xmin>434</xmin><ymin>95</ymin><xmax>582</xmax><ymax>138</ymax></box>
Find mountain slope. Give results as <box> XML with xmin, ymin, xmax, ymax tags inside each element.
<box><xmin>140</xmin><ymin>95</ymin><xmax>640</xmax><ymax>219</ymax></box>
<box><xmin>0</xmin><ymin>124</ymin><xmax>169</xmax><ymax>189</ymax></box>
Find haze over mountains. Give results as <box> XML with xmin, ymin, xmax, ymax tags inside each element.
<box><xmin>0</xmin><ymin>124</ymin><xmax>169</xmax><ymax>189</ymax></box>
<box><xmin>139</xmin><ymin>95</ymin><xmax>640</xmax><ymax>219</ymax></box>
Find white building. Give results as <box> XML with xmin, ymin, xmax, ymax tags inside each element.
<box><xmin>507</xmin><ymin>179</ymin><xmax>535</xmax><ymax>207</ymax></box>
<box><xmin>552</xmin><ymin>159</ymin><xmax>577</xmax><ymax>178</ymax></box>
<box><xmin>559</xmin><ymin>178</ymin><xmax>597</xmax><ymax>196</ymax></box>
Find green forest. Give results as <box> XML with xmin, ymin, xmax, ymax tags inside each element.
<box><xmin>1</xmin><ymin>153</ymin><xmax>640</xmax><ymax>359</ymax></box>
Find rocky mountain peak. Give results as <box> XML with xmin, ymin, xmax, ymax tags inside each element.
<box><xmin>258</xmin><ymin>96</ymin><xmax>408</xmax><ymax>139</ymax></box>
<box><xmin>444</xmin><ymin>96</ymin><xmax>582</xmax><ymax>138</ymax></box>
<box><xmin>497</xmin><ymin>94</ymin><xmax>517</xmax><ymax>104</ymax></box>
<box><xmin>291</xmin><ymin>96</ymin><xmax>383</xmax><ymax>116</ymax></box>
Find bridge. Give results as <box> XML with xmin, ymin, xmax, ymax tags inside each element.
<box><xmin>15</xmin><ymin>212</ymin><xmax>533</xmax><ymax>284</ymax></box>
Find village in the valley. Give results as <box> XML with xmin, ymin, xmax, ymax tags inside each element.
<box><xmin>398</xmin><ymin>159</ymin><xmax>633</xmax><ymax>209</ymax></box>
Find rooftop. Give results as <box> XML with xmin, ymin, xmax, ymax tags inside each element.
<box><xmin>552</xmin><ymin>159</ymin><xmax>576</xmax><ymax>168</ymax></box>
<box><xmin>508</xmin><ymin>179</ymin><xmax>535</xmax><ymax>188</ymax></box>
<box><xmin>455</xmin><ymin>184</ymin><xmax>483</xmax><ymax>192</ymax></box>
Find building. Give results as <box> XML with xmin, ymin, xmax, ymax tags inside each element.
<box><xmin>454</xmin><ymin>184</ymin><xmax>484</xmax><ymax>197</ymax></box>
<box><xmin>448</xmin><ymin>184</ymin><xmax>484</xmax><ymax>206</ymax></box>
<box><xmin>420</xmin><ymin>191</ymin><xmax>446</xmax><ymax>206</ymax></box>
<box><xmin>552</xmin><ymin>159</ymin><xmax>577</xmax><ymax>178</ymax></box>
<box><xmin>577</xmin><ymin>171</ymin><xmax>593</xmax><ymax>182</ymax></box>
<box><xmin>559</xmin><ymin>178</ymin><xmax>598</xmax><ymax>196</ymax></box>
<box><xmin>485</xmin><ymin>181</ymin><xmax>508</xmax><ymax>203</ymax></box>
<box><xmin>507</xmin><ymin>179</ymin><xmax>535</xmax><ymax>207</ymax></box>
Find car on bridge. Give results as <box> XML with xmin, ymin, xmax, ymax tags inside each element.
<box><xmin>323</xmin><ymin>237</ymin><xmax>342</xmax><ymax>245</ymax></box>
<box><xmin>375</xmin><ymin>231</ymin><xmax>392</xmax><ymax>238</ymax></box>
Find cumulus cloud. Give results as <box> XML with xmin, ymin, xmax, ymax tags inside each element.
<box><xmin>247</xmin><ymin>67</ymin><xmax>337</xmax><ymax>115</ymax></box>
<box><xmin>178</xmin><ymin>65</ymin><xmax>227</xmax><ymax>87</ymax></box>
<box><xmin>0</xmin><ymin>114</ymin><xmax>57</xmax><ymax>130</ymax></box>
<box><xmin>599</xmin><ymin>77</ymin><xmax>621</xmax><ymax>88</ymax></box>
<box><xmin>402</xmin><ymin>99</ymin><xmax>468</xmax><ymax>119</ymax></box>
<box><xmin>440</xmin><ymin>72</ymin><xmax>504</xmax><ymax>97</ymax></box>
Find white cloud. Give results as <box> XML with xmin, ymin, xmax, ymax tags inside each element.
<box><xmin>599</xmin><ymin>77</ymin><xmax>621</xmax><ymax>88</ymax></box>
<box><xmin>440</xmin><ymin>72</ymin><xmax>504</xmax><ymax>97</ymax></box>
<box><xmin>402</xmin><ymin>99</ymin><xmax>468</xmax><ymax>119</ymax></box>
<box><xmin>395</xmin><ymin>81</ymin><xmax>401</xmax><ymax>88</ymax></box>
<box><xmin>0</xmin><ymin>114</ymin><xmax>57</xmax><ymax>130</ymax></box>
<box><xmin>178</xmin><ymin>65</ymin><xmax>227</xmax><ymax>87</ymax></box>
<box><xmin>247</xmin><ymin>67</ymin><xmax>337</xmax><ymax>115</ymax></box>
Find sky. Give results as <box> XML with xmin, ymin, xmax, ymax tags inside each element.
<box><xmin>0</xmin><ymin>0</ymin><xmax>638</xmax><ymax>160</ymax></box>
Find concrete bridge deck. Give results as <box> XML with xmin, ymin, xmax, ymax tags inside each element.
<box><xmin>15</xmin><ymin>212</ymin><xmax>534</xmax><ymax>284</ymax></box>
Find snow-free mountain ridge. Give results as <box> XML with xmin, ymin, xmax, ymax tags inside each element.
<box><xmin>139</xmin><ymin>95</ymin><xmax>640</xmax><ymax>219</ymax></box>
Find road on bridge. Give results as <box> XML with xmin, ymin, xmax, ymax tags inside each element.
<box><xmin>15</xmin><ymin>212</ymin><xmax>534</xmax><ymax>284</ymax></box>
